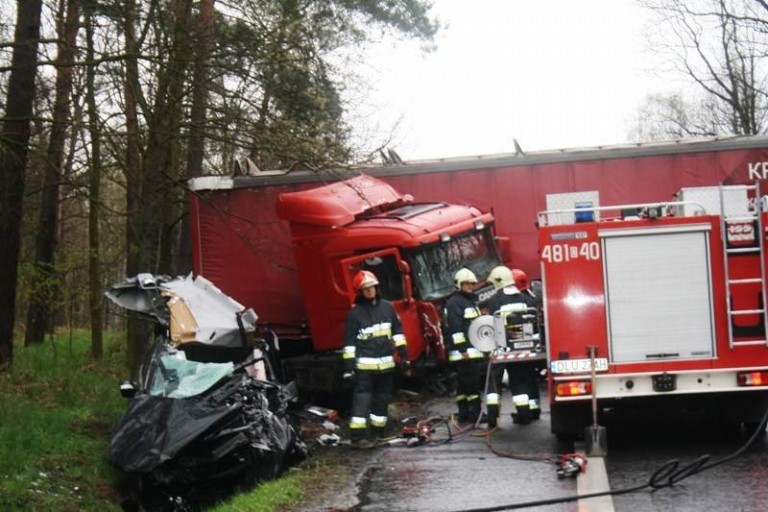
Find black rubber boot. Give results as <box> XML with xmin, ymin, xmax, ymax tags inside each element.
<box><xmin>529</xmin><ymin>400</ymin><xmax>541</xmax><ymax>421</ymax></box>
<box><xmin>370</xmin><ymin>426</ymin><xmax>387</xmax><ymax>444</ymax></box>
<box><xmin>511</xmin><ymin>405</ymin><xmax>532</xmax><ymax>425</ymax></box>
<box><xmin>457</xmin><ymin>400</ymin><xmax>469</xmax><ymax>423</ymax></box>
<box><xmin>486</xmin><ymin>404</ymin><xmax>499</xmax><ymax>428</ymax></box>
<box><xmin>465</xmin><ymin>399</ymin><xmax>479</xmax><ymax>424</ymax></box>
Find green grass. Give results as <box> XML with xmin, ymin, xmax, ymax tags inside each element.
<box><xmin>210</xmin><ymin>455</ymin><xmax>345</xmax><ymax>512</ymax></box>
<box><xmin>210</xmin><ymin>471</ymin><xmax>305</xmax><ymax>512</ymax></box>
<box><xmin>0</xmin><ymin>330</ymin><xmax>127</xmax><ymax>512</ymax></box>
<box><xmin>0</xmin><ymin>330</ymin><xmax>329</xmax><ymax>512</ymax></box>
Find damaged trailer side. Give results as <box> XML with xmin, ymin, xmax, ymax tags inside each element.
<box><xmin>106</xmin><ymin>273</ymin><xmax>308</xmax><ymax>511</ymax></box>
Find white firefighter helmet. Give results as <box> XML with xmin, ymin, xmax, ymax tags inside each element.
<box><xmin>487</xmin><ymin>265</ymin><xmax>514</xmax><ymax>290</ymax></box>
<box><xmin>454</xmin><ymin>268</ymin><xmax>478</xmax><ymax>288</ymax></box>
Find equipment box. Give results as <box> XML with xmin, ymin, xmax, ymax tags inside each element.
<box><xmin>545</xmin><ymin>191</ymin><xmax>600</xmax><ymax>225</ymax></box>
<box><xmin>676</xmin><ymin>186</ymin><xmax>750</xmax><ymax>217</ymax></box>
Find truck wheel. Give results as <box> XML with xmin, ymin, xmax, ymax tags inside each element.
<box><xmin>555</xmin><ymin>431</ymin><xmax>578</xmax><ymax>443</ymax></box>
<box><xmin>551</xmin><ymin>402</ymin><xmax>590</xmax><ymax>441</ymax></box>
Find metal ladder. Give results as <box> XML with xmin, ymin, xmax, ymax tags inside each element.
<box><xmin>720</xmin><ymin>183</ymin><xmax>768</xmax><ymax>348</ymax></box>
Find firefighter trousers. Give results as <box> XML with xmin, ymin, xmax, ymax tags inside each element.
<box><xmin>455</xmin><ymin>359</ymin><xmax>483</xmax><ymax>423</ymax></box>
<box><xmin>507</xmin><ymin>363</ymin><xmax>541</xmax><ymax>422</ymax></box>
<box><xmin>349</xmin><ymin>371</ymin><xmax>394</xmax><ymax>441</ymax></box>
<box><xmin>485</xmin><ymin>364</ymin><xmax>505</xmax><ymax>428</ymax></box>
<box><xmin>484</xmin><ymin>362</ymin><xmax>541</xmax><ymax>427</ymax></box>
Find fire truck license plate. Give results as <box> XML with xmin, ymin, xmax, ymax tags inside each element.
<box><xmin>550</xmin><ymin>358</ymin><xmax>608</xmax><ymax>374</ymax></box>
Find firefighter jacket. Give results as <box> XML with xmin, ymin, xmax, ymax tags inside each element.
<box><xmin>344</xmin><ymin>295</ymin><xmax>407</xmax><ymax>372</ymax></box>
<box><xmin>486</xmin><ymin>287</ymin><xmax>538</xmax><ymax>333</ymax></box>
<box><xmin>445</xmin><ymin>290</ymin><xmax>483</xmax><ymax>362</ymax></box>
<box><xmin>486</xmin><ymin>287</ymin><xmax>535</xmax><ymax>312</ymax></box>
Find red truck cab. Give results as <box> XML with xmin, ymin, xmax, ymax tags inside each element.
<box><xmin>276</xmin><ymin>174</ymin><xmax>501</xmax><ymax>392</ymax></box>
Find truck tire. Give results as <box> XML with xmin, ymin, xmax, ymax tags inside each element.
<box><xmin>550</xmin><ymin>402</ymin><xmax>591</xmax><ymax>441</ymax></box>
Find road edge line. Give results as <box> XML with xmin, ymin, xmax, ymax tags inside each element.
<box><xmin>575</xmin><ymin>442</ymin><xmax>615</xmax><ymax>512</ymax></box>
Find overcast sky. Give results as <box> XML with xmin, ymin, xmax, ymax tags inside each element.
<box><xmin>352</xmin><ymin>0</ymin><xmax>672</xmax><ymax>161</ymax></box>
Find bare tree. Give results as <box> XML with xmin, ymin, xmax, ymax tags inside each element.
<box><xmin>637</xmin><ymin>0</ymin><xmax>768</xmax><ymax>138</ymax></box>
<box><xmin>0</xmin><ymin>0</ymin><xmax>43</xmax><ymax>366</ymax></box>
<box><xmin>628</xmin><ymin>92</ymin><xmax>721</xmax><ymax>141</ymax></box>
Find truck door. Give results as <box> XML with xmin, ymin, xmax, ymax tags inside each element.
<box><xmin>340</xmin><ymin>249</ymin><xmax>412</xmax><ymax>303</ymax></box>
<box><xmin>340</xmin><ymin>250</ymin><xmax>425</xmax><ymax>362</ymax></box>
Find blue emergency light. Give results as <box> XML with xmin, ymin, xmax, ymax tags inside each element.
<box><xmin>574</xmin><ymin>202</ymin><xmax>595</xmax><ymax>223</ymax></box>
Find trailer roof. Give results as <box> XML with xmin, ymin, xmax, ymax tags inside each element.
<box><xmin>188</xmin><ymin>135</ymin><xmax>768</xmax><ymax>191</ymax></box>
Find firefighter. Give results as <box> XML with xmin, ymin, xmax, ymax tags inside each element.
<box><xmin>510</xmin><ymin>268</ymin><xmax>542</xmax><ymax>421</ymax></box>
<box><xmin>343</xmin><ymin>270</ymin><xmax>409</xmax><ymax>448</ymax></box>
<box><xmin>485</xmin><ymin>266</ymin><xmax>541</xmax><ymax>425</ymax></box>
<box><xmin>444</xmin><ymin>268</ymin><xmax>484</xmax><ymax>424</ymax></box>
<box><xmin>512</xmin><ymin>268</ymin><xmax>536</xmax><ymax>303</ymax></box>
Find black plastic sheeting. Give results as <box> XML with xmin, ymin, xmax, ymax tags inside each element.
<box><xmin>111</xmin><ymin>374</ymin><xmax>308</xmax><ymax>510</ymax></box>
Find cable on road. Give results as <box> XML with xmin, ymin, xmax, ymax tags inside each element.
<box><xmin>482</xmin><ymin>430</ymin><xmax>559</xmax><ymax>464</ymax></box>
<box><xmin>447</xmin><ymin>402</ymin><xmax>768</xmax><ymax>512</ymax></box>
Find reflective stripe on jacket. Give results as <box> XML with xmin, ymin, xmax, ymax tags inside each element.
<box><xmin>344</xmin><ymin>295</ymin><xmax>407</xmax><ymax>372</ymax></box>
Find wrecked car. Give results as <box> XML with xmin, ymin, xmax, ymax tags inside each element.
<box><xmin>106</xmin><ymin>273</ymin><xmax>308</xmax><ymax>510</ymax></box>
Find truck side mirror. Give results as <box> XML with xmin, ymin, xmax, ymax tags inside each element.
<box><xmin>119</xmin><ymin>381</ymin><xmax>138</xmax><ymax>399</ymax></box>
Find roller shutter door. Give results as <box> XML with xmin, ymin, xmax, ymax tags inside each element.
<box><xmin>601</xmin><ymin>226</ymin><xmax>715</xmax><ymax>363</ymax></box>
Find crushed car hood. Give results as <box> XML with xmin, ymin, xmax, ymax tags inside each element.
<box><xmin>105</xmin><ymin>273</ymin><xmax>258</xmax><ymax>348</ymax></box>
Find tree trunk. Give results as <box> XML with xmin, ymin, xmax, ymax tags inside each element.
<box><xmin>123</xmin><ymin>0</ymin><xmax>147</xmax><ymax>377</ymax></box>
<box><xmin>85</xmin><ymin>3</ymin><xmax>103</xmax><ymax>359</ymax></box>
<box><xmin>143</xmin><ymin>0</ymin><xmax>191</xmax><ymax>276</ymax></box>
<box><xmin>24</xmin><ymin>0</ymin><xmax>81</xmax><ymax>346</ymax></box>
<box><xmin>0</xmin><ymin>0</ymin><xmax>43</xmax><ymax>366</ymax></box>
<box><xmin>178</xmin><ymin>0</ymin><xmax>215</xmax><ymax>275</ymax></box>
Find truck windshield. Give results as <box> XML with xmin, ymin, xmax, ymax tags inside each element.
<box><xmin>404</xmin><ymin>228</ymin><xmax>501</xmax><ymax>301</ymax></box>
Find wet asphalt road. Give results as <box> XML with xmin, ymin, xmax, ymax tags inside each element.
<box><xmin>303</xmin><ymin>388</ymin><xmax>768</xmax><ymax>512</ymax></box>
<box><xmin>605</xmin><ymin>413</ymin><xmax>768</xmax><ymax>512</ymax></box>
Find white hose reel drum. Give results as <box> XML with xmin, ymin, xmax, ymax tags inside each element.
<box><xmin>467</xmin><ymin>315</ymin><xmax>504</xmax><ymax>352</ymax></box>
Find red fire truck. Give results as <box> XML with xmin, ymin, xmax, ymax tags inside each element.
<box><xmin>539</xmin><ymin>183</ymin><xmax>768</xmax><ymax>439</ymax></box>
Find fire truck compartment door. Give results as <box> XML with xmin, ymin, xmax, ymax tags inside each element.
<box><xmin>600</xmin><ymin>225</ymin><xmax>715</xmax><ymax>363</ymax></box>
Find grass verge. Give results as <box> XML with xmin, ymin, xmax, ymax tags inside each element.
<box><xmin>210</xmin><ymin>451</ymin><xmax>348</xmax><ymax>512</ymax></box>
<box><xmin>0</xmin><ymin>330</ymin><xmax>341</xmax><ymax>512</ymax></box>
<box><xmin>0</xmin><ymin>330</ymin><xmax>127</xmax><ymax>511</ymax></box>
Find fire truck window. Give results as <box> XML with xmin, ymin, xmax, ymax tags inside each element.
<box><xmin>404</xmin><ymin>229</ymin><xmax>501</xmax><ymax>301</ymax></box>
<box><xmin>352</xmin><ymin>255</ymin><xmax>404</xmax><ymax>301</ymax></box>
